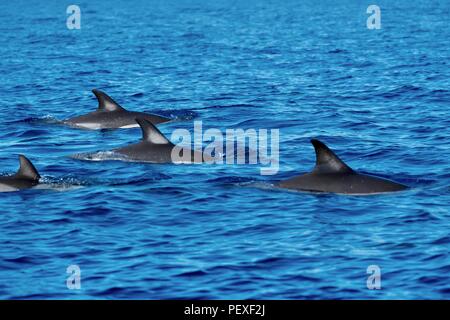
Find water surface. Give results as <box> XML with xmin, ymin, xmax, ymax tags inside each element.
<box><xmin>0</xmin><ymin>0</ymin><xmax>449</xmax><ymax>299</ymax></box>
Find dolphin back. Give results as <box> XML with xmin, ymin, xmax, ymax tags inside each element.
<box><xmin>278</xmin><ymin>139</ymin><xmax>408</xmax><ymax>195</ymax></box>
<box><xmin>92</xmin><ymin>89</ymin><xmax>126</xmax><ymax>112</ymax></box>
<box><xmin>14</xmin><ymin>155</ymin><xmax>40</xmax><ymax>181</ymax></box>
<box><xmin>311</xmin><ymin>139</ymin><xmax>353</xmax><ymax>174</ymax></box>
<box><xmin>136</xmin><ymin>118</ymin><xmax>172</xmax><ymax>144</ymax></box>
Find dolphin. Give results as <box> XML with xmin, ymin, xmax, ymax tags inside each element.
<box><xmin>64</xmin><ymin>89</ymin><xmax>170</xmax><ymax>129</ymax></box>
<box><xmin>0</xmin><ymin>155</ymin><xmax>41</xmax><ymax>192</ymax></box>
<box><xmin>113</xmin><ymin>118</ymin><xmax>209</xmax><ymax>163</ymax></box>
<box><xmin>277</xmin><ymin>139</ymin><xmax>408</xmax><ymax>195</ymax></box>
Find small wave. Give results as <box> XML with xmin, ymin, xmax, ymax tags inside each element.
<box><xmin>328</xmin><ymin>48</ymin><xmax>348</xmax><ymax>54</ymax></box>
<box><xmin>181</xmin><ymin>32</ymin><xmax>205</xmax><ymax>40</ymax></box>
<box><xmin>156</xmin><ymin>109</ymin><xmax>198</xmax><ymax>121</ymax></box>
<box><xmin>175</xmin><ymin>270</ymin><xmax>208</xmax><ymax>278</ymax></box>
<box><xmin>33</xmin><ymin>183</ymin><xmax>84</xmax><ymax>192</ymax></box>
<box><xmin>4</xmin><ymin>256</ymin><xmax>35</xmax><ymax>265</ymax></box>
<box><xmin>206</xmin><ymin>176</ymin><xmax>255</xmax><ymax>185</ymax></box>
<box><xmin>199</xmin><ymin>104</ymin><xmax>260</xmax><ymax>111</ymax></box>
<box><xmin>431</xmin><ymin>236</ymin><xmax>450</xmax><ymax>245</ymax></box>
<box><xmin>7</xmin><ymin>115</ymin><xmax>62</xmax><ymax>125</ymax></box>
<box><xmin>33</xmin><ymin>176</ymin><xmax>86</xmax><ymax>192</ymax></box>
<box><xmin>379</xmin><ymin>85</ymin><xmax>424</xmax><ymax>99</ymax></box>
<box><xmin>70</xmin><ymin>151</ymin><xmax>130</xmax><ymax>162</ymax></box>
<box><xmin>245</xmin><ymin>181</ymin><xmax>277</xmax><ymax>190</ymax></box>
<box><xmin>16</xmin><ymin>129</ymin><xmax>49</xmax><ymax>138</ymax></box>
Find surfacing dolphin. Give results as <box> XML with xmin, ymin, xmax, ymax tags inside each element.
<box><xmin>113</xmin><ymin>118</ymin><xmax>210</xmax><ymax>163</ymax></box>
<box><xmin>64</xmin><ymin>89</ymin><xmax>170</xmax><ymax>130</ymax></box>
<box><xmin>0</xmin><ymin>155</ymin><xmax>41</xmax><ymax>192</ymax></box>
<box><xmin>277</xmin><ymin>139</ymin><xmax>408</xmax><ymax>195</ymax></box>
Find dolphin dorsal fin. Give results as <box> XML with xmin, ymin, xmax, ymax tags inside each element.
<box><xmin>92</xmin><ymin>89</ymin><xmax>126</xmax><ymax>112</ymax></box>
<box><xmin>15</xmin><ymin>155</ymin><xmax>40</xmax><ymax>181</ymax></box>
<box><xmin>136</xmin><ymin>118</ymin><xmax>171</xmax><ymax>144</ymax></box>
<box><xmin>311</xmin><ymin>139</ymin><xmax>353</xmax><ymax>173</ymax></box>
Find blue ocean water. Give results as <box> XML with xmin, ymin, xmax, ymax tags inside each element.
<box><xmin>0</xmin><ymin>0</ymin><xmax>449</xmax><ymax>299</ymax></box>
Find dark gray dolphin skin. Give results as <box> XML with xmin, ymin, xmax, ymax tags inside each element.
<box><xmin>114</xmin><ymin>118</ymin><xmax>209</xmax><ymax>163</ymax></box>
<box><xmin>64</xmin><ymin>89</ymin><xmax>170</xmax><ymax>129</ymax></box>
<box><xmin>0</xmin><ymin>155</ymin><xmax>41</xmax><ymax>192</ymax></box>
<box><xmin>278</xmin><ymin>139</ymin><xmax>408</xmax><ymax>195</ymax></box>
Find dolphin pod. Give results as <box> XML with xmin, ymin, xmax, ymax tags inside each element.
<box><xmin>277</xmin><ymin>139</ymin><xmax>408</xmax><ymax>195</ymax></box>
<box><xmin>64</xmin><ymin>89</ymin><xmax>170</xmax><ymax>130</ymax></box>
<box><xmin>1</xmin><ymin>89</ymin><xmax>409</xmax><ymax>194</ymax></box>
